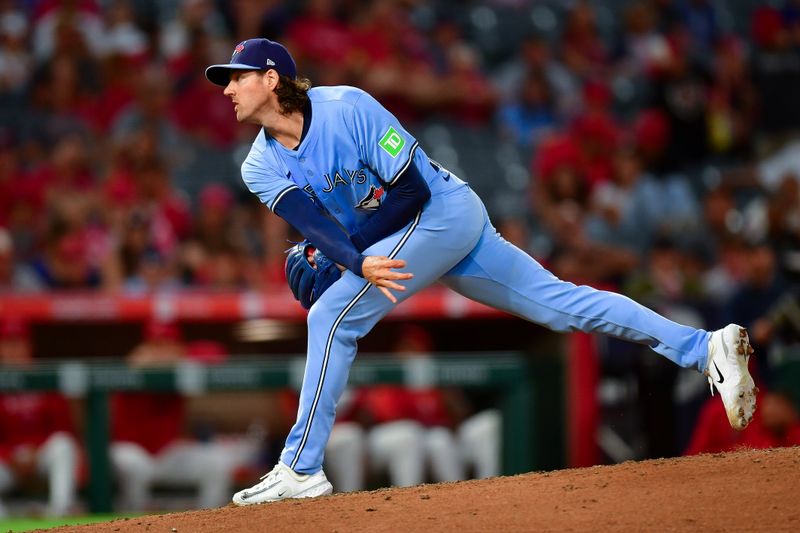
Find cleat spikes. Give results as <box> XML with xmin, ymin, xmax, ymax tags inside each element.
<box><xmin>707</xmin><ymin>324</ymin><xmax>756</xmax><ymax>431</ymax></box>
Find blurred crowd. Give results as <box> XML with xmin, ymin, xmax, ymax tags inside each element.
<box><xmin>0</xmin><ymin>0</ymin><xmax>798</xmax><ymax>341</ymax></box>
<box><xmin>2</xmin><ymin>0</ymin><xmax>800</xmax><ymax>511</ymax></box>
<box><xmin>0</xmin><ymin>0</ymin><xmax>791</xmax><ymax>302</ymax></box>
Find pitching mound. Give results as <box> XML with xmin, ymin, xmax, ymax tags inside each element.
<box><xmin>50</xmin><ymin>447</ymin><xmax>799</xmax><ymax>532</ymax></box>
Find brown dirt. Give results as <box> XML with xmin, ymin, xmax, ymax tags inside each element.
<box><xmin>48</xmin><ymin>447</ymin><xmax>800</xmax><ymax>533</ymax></box>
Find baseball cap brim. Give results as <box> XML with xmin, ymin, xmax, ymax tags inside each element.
<box><xmin>205</xmin><ymin>63</ymin><xmax>264</xmax><ymax>87</ymax></box>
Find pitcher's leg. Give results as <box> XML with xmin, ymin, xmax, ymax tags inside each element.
<box><xmin>281</xmin><ymin>269</ymin><xmax>439</xmax><ymax>474</ymax></box>
<box><xmin>281</xmin><ymin>194</ymin><xmax>485</xmax><ymax>475</ymax></box>
<box><xmin>279</xmin><ymin>273</ymin><xmax>386</xmax><ymax>475</ymax></box>
<box><xmin>443</xmin><ymin>229</ymin><xmax>710</xmax><ymax>371</ymax></box>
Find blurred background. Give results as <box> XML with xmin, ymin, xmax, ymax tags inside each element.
<box><xmin>2</xmin><ymin>0</ymin><xmax>800</xmax><ymax>523</ymax></box>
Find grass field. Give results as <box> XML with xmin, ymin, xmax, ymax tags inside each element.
<box><xmin>0</xmin><ymin>514</ymin><xmax>137</xmax><ymax>532</ymax></box>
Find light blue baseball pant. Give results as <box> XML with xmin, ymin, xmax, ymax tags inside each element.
<box><xmin>280</xmin><ymin>184</ymin><xmax>711</xmax><ymax>474</ymax></box>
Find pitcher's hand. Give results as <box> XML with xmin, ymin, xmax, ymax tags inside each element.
<box><xmin>361</xmin><ymin>256</ymin><xmax>413</xmax><ymax>303</ymax></box>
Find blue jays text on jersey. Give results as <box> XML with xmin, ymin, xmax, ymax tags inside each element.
<box><xmin>240</xmin><ymin>86</ymin><xmax>464</xmax><ymax>233</ymax></box>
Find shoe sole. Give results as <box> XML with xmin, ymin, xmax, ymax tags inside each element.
<box><xmin>294</xmin><ymin>480</ymin><xmax>333</xmax><ymax>499</ymax></box>
<box><xmin>723</xmin><ymin>326</ymin><xmax>758</xmax><ymax>430</ymax></box>
<box><xmin>232</xmin><ymin>480</ymin><xmax>333</xmax><ymax>506</ymax></box>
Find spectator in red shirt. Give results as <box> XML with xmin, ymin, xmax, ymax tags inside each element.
<box><xmin>31</xmin><ymin>0</ymin><xmax>103</xmax><ymax>62</ymax></box>
<box><xmin>133</xmin><ymin>157</ymin><xmax>192</xmax><ymax>245</ymax></box>
<box><xmin>91</xmin><ymin>54</ymin><xmax>138</xmax><ymax>135</ymax></box>
<box><xmin>102</xmin><ymin>208</ymin><xmax>182</xmax><ymax>294</ymax></box>
<box><xmin>159</xmin><ymin>0</ymin><xmax>229</xmax><ymax>79</ymax></box>
<box><xmin>561</xmin><ymin>1</ymin><xmax>610</xmax><ymax>80</ymax></box>
<box><xmin>29</xmin><ymin>216</ymin><xmax>102</xmax><ymax>290</ymax></box>
<box><xmin>685</xmin><ymin>388</ymin><xmax>800</xmax><ymax>455</ymax></box>
<box><xmin>191</xmin><ymin>183</ymin><xmax>236</xmax><ymax>254</ymax></box>
<box><xmin>28</xmin><ymin>133</ymin><xmax>97</xmax><ymax>211</ymax></box>
<box><xmin>0</xmin><ymin>318</ymin><xmax>80</xmax><ymax>517</ymax></box>
<box><xmin>170</xmin><ymin>30</ymin><xmax>238</xmax><ymax>149</ymax></box>
<box><xmin>110</xmin><ymin>320</ymin><xmax>251</xmax><ymax>511</ymax></box>
<box><xmin>284</xmin><ymin>0</ymin><xmax>356</xmax><ymax>80</ymax></box>
<box><xmin>429</xmin><ymin>17</ymin><xmax>497</xmax><ymax>125</ymax></box>
<box><xmin>178</xmin><ymin>183</ymin><xmax>254</xmax><ymax>289</ymax></box>
<box><xmin>0</xmin><ymin>131</ymin><xmax>21</xmax><ymax>229</ymax></box>
<box><xmin>568</xmin><ymin>80</ymin><xmax>619</xmax><ymax>187</ymax></box>
<box><xmin>0</xmin><ymin>229</ymin><xmax>13</xmax><ymax>290</ymax></box>
<box><xmin>353</xmin><ymin>2</ymin><xmax>441</xmax><ymax>123</ymax></box>
<box><xmin>25</xmin><ymin>54</ymin><xmax>101</xmax><ymax>150</ymax></box>
<box><xmin>110</xmin><ymin>65</ymin><xmax>185</xmax><ymax>173</ymax></box>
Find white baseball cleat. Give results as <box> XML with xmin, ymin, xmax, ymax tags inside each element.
<box><xmin>705</xmin><ymin>324</ymin><xmax>758</xmax><ymax>431</ymax></box>
<box><xmin>232</xmin><ymin>462</ymin><xmax>333</xmax><ymax>505</ymax></box>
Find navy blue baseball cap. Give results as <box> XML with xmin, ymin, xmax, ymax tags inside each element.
<box><xmin>205</xmin><ymin>38</ymin><xmax>296</xmax><ymax>87</ymax></box>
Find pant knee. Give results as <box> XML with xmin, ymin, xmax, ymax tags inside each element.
<box><xmin>111</xmin><ymin>443</ymin><xmax>154</xmax><ymax>480</ymax></box>
<box><xmin>328</xmin><ymin>423</ymin><xmax>365</xmax><ymax>453</ymax></box>
<box><xmin>0</xmin><ymin>464</ymin><xmax>14</xmax><ymax>493</ymax></box>
<box><xmin>459</xmin><ymin>410</ymin><xmax>501</xmax><ymax>445</ymax></box>
<box><xmin>426</xmin><ymin>427</ymin><xmax>457</xmax><ymax>455</ymax></box>
<box><xmin>370</xmin><ymin>421</ymin><xmax>424</xmax><ymax>449</ymax></box>
<box><xmin>307</xmin><ymin>303</ymin><xmax>339</xmax><ymax>336</ymax></box>
<box><xmin>199</xmin><ymin>449</ymin><xmax>234</xmax><ymax>479</ymax></box>
<box><xmin>39</xmin><ymin>433</ymin><xmax>78</xmax><ymax>468</ymax></box>
<box><xmin>368</xmin><ymin>421</ymin><xmax>425</xmax><ymax>466</ymax></box>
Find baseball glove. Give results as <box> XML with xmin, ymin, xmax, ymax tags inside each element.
<box><xmin>284</xmin><ymin>241</ymin><xmax>342</xmax><ymax>309</ymax></box>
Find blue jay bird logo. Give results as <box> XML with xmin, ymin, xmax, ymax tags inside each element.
<box><xmin>355</xmin><ymin>185</ymin><xmax>384</xmax><ymax>210</ymax></box>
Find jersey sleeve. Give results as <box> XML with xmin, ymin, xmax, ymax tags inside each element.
<box><xmin>349</xmin><ymin>91</ymin><xmax>420</xmax><ymax>186</ymax></box>
<box><xmin>241</xmin><ymin>149</ymin><xmax>299</xmax><ymax>212</ymax></box>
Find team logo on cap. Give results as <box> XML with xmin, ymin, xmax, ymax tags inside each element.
<box><xmin>232</xmin><ymin>42</ymin><xmax>245</xmax><ymax>58</ymax></box>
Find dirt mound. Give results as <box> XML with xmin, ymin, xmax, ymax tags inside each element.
<box><xmin>49</xmin><ymin>447</ymin><xmax>800</xmax><ymax>532</ymax></box>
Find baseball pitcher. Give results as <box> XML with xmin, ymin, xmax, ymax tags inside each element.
<box><xmin>204</xmin><ymin>38</ymin><xmax>757</xmax><ymax>505</ymax></box>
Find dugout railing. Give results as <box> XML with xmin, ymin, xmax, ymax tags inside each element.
<box><xmin>0</xmin><ymin>353</ymin><xmax>550</xmax><ymax>513</ymax></box>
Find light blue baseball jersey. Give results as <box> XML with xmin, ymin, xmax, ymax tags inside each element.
<box><xmin>241</xmin><ymin>86</ymin><xmax>463</xmax><ymax>234</ymax></box>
